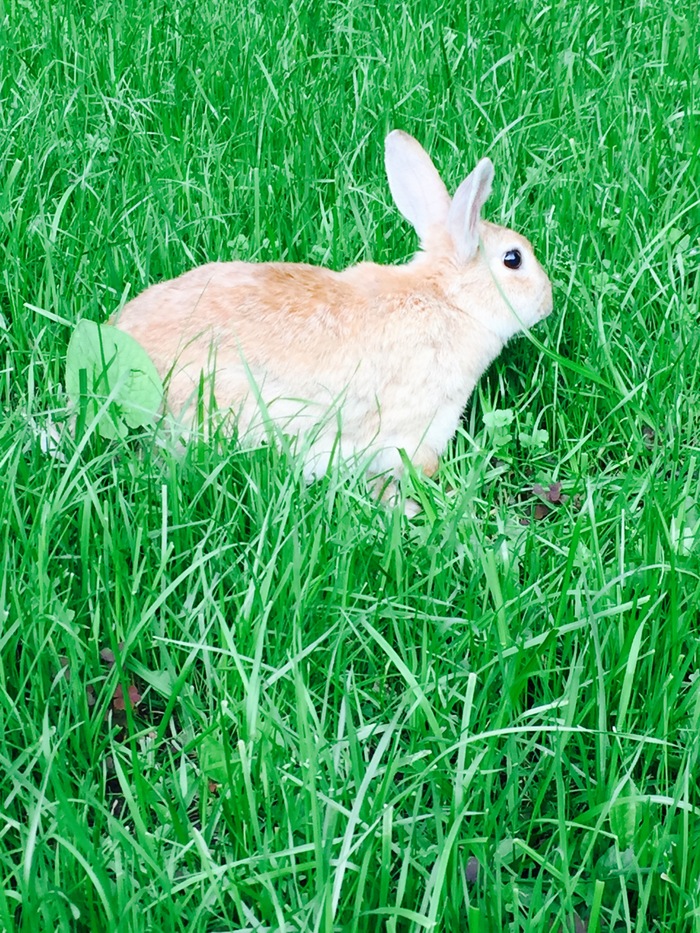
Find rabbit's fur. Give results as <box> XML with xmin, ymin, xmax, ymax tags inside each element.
<box><xmin>113</xmin><ymin>130</ymin><xmax>553</xmax><ymax>502</ymax></box>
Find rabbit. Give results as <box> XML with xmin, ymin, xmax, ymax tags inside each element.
<box><xmin>111</xmin><ymin>130</ymin><xmax>553</xmax><ymax>511</ymax></box>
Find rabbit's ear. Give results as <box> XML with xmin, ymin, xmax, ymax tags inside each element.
<box><xmin>385</xmin><ymin>131</ymin><xmax>452</xmax><ymax>242</ymax></box>
<box><xmin>448</xmin><ymin>158</ymin><xmax>494</xmax><ymax>262</ymax></box>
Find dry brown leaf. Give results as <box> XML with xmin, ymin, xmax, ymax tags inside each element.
<box><xmin>113</xmin><ymin>683</ymin><xmax>142</xmax><ymax>711</ymax></box>
<box><xmin>533</xmin><ymin>481</ymin><xmax>567</xmax><ymax>505</ymax></box>
<box><xmin>534</xmin><ymin>502</ymin><xmax>551</xmax><ymax>520</ymax></box>
<box><xmin>465</xmin><ymin>855</ymin><xmax>480</xmax><ymax>884</ymax></box>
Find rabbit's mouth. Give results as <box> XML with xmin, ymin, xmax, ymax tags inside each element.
<box><xmin>539</xmin><ymin>282</ymin><xmax>554</xmax><ymax>319</ymax></box>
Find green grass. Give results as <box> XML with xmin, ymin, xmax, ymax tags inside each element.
<box><xmin>1</xmin><ymin>0</ymin><xmax>700</xmax><ymax>930</ymax></box>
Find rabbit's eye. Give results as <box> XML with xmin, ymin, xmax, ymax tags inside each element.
<box><xmin>503</xmin><ymin>249</ymin><xmax>522</xmax><ymax>269</ymax></box>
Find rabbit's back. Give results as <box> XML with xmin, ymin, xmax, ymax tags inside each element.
<box><xmin>114</xmin><ymin>259</ymin><xmax>425</xmax><ymax>349</ymax></box>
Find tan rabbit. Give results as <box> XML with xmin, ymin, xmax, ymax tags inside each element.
<box><xmin>112</xmin><ymin>130</ymin><xmax>553</xmax><ymax>506</ymax></box>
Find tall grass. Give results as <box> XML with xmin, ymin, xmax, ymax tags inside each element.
<box><xmin>1</xmin><ymin>0</ymin><xmax>699</xmax><ymax>929</ymax></box>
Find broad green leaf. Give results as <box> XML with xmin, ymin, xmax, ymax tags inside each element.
<box><xmin>609</xmin><ymin>777</ymin><xmax>639</xmax><ymax>851</ymax></box>
<box><xmin>198</xmin><ymin>733</ymin><xmax>231</xmax><ymax>785</ymax></box>
<box><xmin>65</xmin><ymin>319</ymin><xmax>164</xmax><ymax>439</ymax></box>
<box><xmin>597</xmin><ymin>844</ymin><xmax>638</xmax><ymax>878</ymax></box>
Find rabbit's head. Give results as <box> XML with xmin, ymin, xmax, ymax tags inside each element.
<box><xmin>385</xmin><ymin>130</ymin><xmax>553</xmax><ymax>341</ymax></box>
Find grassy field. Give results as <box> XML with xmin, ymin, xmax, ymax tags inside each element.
<box><xmin>1</xmin><ymin>0</ymin><xmax>699</xmax><ymax>930</ymax></box>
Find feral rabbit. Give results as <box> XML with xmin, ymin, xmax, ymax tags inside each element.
<box><xmin>112</xmin><ymin>130</ymin><xmax>553</xmax><ymax>511</ymax></box>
